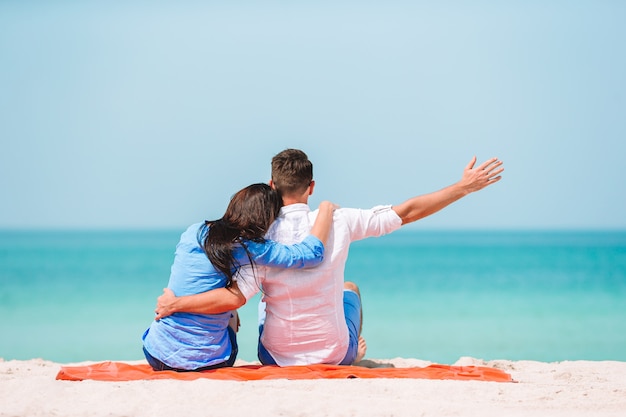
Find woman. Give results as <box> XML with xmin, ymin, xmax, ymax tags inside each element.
<box><xmin>142</xmin><ymin>183</ymin><xmax>335</xmax><ymax>371</ymax></box>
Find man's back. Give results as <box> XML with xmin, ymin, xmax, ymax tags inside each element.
<box><xmin>247</xmin><ymin>203</ymin><xmax>402</xmax><ymax>366</ymax></box>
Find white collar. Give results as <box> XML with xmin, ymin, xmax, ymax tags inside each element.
<box><xmin>279</xmin><ymin>203</ymin><xmax>311</xmax><ymax>215</ymax></box>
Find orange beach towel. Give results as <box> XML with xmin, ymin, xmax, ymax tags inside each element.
<box><xmin>56</xmin><ymin>361</ymin><xmax>514</xmax><ymax>382</ymax></box>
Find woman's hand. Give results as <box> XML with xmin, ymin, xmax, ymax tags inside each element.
<box><xmin>318</xmin><ymin>200</ymin><xmax>339</xmax><ymax>215</ymax></box>
<box><xmin>310</xmin><ymin>201</ymin><xmax>338</xmax><ymax>246</ymax></box>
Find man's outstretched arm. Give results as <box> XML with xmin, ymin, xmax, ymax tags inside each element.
<box><xmin>392</xmin><ymin>156</ymin><xmax>503</xmax><ymax>225</ymax></box>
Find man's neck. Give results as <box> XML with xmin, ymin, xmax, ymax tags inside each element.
<box><xmin>277</xmin><ymin>183</ymin><xmax>313</xmax><ymax>206</ymax></box>
<box><xmin>281</xmin><ymin>196</ymin><xmax>309</xmax><ymax>206</ymax></box>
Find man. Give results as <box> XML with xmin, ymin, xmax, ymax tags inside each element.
<box><xmin>155</xmin><ymin>149</ymin><xmax>504</xmax><ymax>366</ymax></box>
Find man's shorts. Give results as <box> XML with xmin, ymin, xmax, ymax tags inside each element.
<box><xmin>257</xmin><ymin>289</ymin><xmax>362</xmax><ymax>365</ymax></box>
<box><xmin>339</xmin><ymin>289</ymin><xmax>362</xmax><ymax>365</ymax></box>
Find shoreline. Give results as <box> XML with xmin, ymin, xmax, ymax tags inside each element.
<box><xmin>2</xmin><ymin>357</ymin><xmax>625</xmax><ymax>417</ymax></box>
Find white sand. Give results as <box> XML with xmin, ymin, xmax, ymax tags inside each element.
<box><xmin>1</xmin><ymin>357</ymin><xmax>625</xmax><ymax>417</ymax></box>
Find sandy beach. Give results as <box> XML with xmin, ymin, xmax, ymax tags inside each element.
<box><xmin>1</xmin><ymin>357</ymin><xmax>625</xmax><ymax>417</ymax></box>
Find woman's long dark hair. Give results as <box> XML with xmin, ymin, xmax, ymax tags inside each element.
<box><xmin>199</xmin><ymin>183</ymin><xmax>282</xmax><ymax>288</ymax></box>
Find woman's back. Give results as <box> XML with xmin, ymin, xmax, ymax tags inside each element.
<box><xmin>141</xmin><ymin>182</ymin><xmax>334</xmax><ymax>372</ymax></box>
<box><xmin>143</xmin><ymin>223</ymin><xmax>234</xmax><ymax>370</ymax></box>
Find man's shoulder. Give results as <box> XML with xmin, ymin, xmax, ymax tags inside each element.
<box><xmin>267</xmin><ymin>204</ymin><xmax>313</xmax><ymax>243</ymax></box>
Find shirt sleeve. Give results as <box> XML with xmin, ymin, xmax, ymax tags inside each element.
<box><xmin>244</xmin><ymin>235</ymin><xmax>325</xmax><ymax>269</ymax></box>
<box><xmin>339</xmin><ymin>205</ymin><xmax>403</xmax><ymax>242</ymax></box>
<box><xmin>234</xmin><ymin>265</ymin><xmax>261</xmax><ymax>301</ymax></box>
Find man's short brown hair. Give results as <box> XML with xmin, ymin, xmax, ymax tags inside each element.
<box><xmin>271</xmin><ymin>149</ymin><xmax>313</xmax><ymax>197</ymax></box>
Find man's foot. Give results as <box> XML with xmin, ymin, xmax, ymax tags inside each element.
<box><xmin>354</xmin><ymin>336</ymin><xmax>367</xmax><ymax>364</ymax></box>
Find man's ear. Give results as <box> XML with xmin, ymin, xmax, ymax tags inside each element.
<box><xmin>269</xmin><ymin>179</ymin><xmax>276</xmax><ymax>190</ymax></box>
<box><xmin>309</xmin><ymin>180</ymin><xmax>315</xmax><ymax>195</ymax></box>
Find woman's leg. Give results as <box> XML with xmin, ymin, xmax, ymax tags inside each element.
<box><xmin>143</xmin><ymin>325</ymin><xmax>238</xmax><ymax>372</ymax></box>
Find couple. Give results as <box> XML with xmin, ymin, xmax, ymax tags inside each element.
<box><xmin>143</xmin><ymin>149</ymin><xmax>504</xmax><ymax>371</ymax></box>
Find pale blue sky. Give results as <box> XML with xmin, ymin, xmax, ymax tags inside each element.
<box><xmin>1</xmin><ymin>1</ymin><xmax>624</xmax><ymax>230</ymax></box>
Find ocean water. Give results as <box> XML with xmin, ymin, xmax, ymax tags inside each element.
<box><xmin>1</xmin><ymin>229</ymin><xmax>625</xmax><ymax>364</ymax></box>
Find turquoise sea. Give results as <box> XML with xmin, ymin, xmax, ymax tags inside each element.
<box><xmin>1</xmin><ymin>229</ymin><xmax>625</xmax><ymax>364</ymax></box>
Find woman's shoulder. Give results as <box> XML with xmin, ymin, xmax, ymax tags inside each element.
<box><xmin>175</xmin><ymin>222</ymin><xmax>207</xmax><ymax>249</ymax></box>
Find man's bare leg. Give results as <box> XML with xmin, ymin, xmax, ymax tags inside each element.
<box><xmin>355</xmin><ymin>336</ymin><xmax>367</xmax><ymax>364</ymax></box>
<box><xmin>344</xmin><ymin>281</ymin><xmax>367</xmax><ymax>363</ymax></box>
